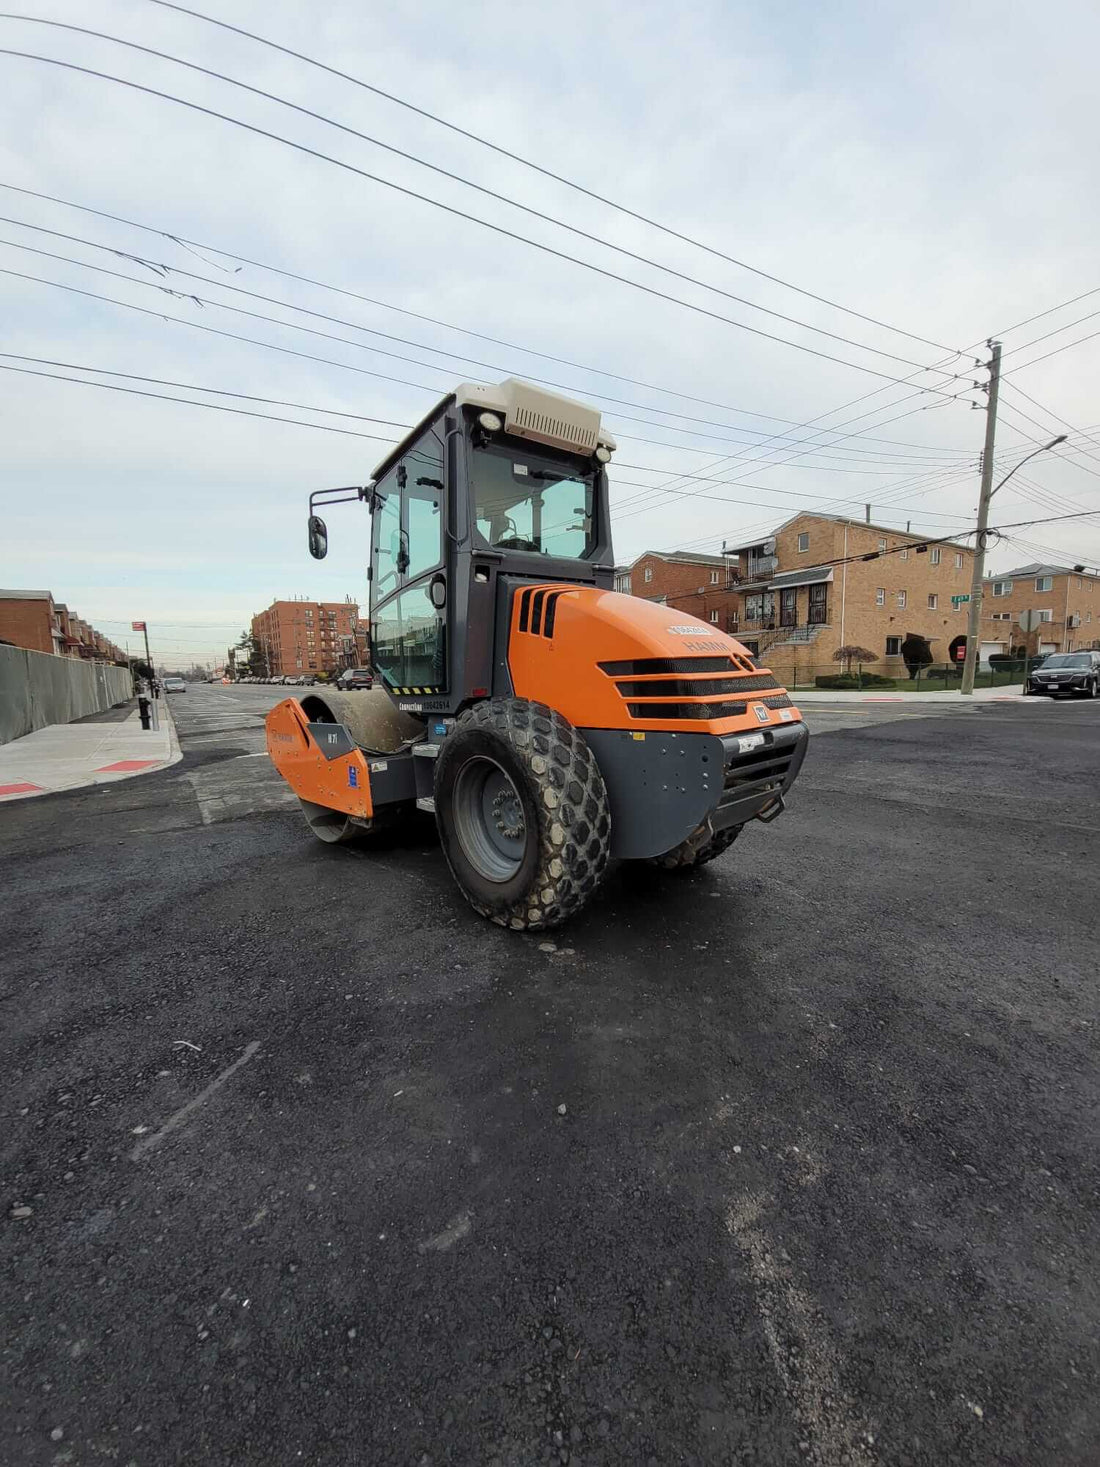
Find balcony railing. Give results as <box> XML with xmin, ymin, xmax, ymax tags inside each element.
<box><xmin>742</xmin><ymin>555</ymin><xmax>778</xmax><ymax>580</ymax></box>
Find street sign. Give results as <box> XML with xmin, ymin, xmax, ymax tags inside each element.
<box><xmin>950</xmin><ymin>594</ymin><xmax>970</xmax><ymax>605</ymax></box>
<box><xmin>1018</xmin><ymin>609</ymin><xmax>1044</xmax><ymax>632</ymax></box>
<box><xmin>131</xmin><ymin>620</ymin><xmax>146</xmax><ymax>631</ymax></box>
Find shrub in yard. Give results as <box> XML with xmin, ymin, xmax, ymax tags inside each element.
<box><xmin>833</xmin><ymin>645</ymin><xmax>879</xmax><ymax>674</ymax></box>
<box><xmin>814</xmin><ymin>673</ymin><xmax>896</xmax><ymax>689</ymax></box>
<box><xmin>900</xmin><ymin>633</ymin><xmax>934</xmax><ymax>680</ymax></box>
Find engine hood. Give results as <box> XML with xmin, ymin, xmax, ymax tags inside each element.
<box><xmin>506</xmin><ymin>585</ymin><xmax>799</xmax><ymax>734</ymax></box>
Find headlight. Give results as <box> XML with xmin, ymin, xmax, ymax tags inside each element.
<box><xmin>595</xmin><ymin>445</ymin><xmax>612</xmax><ymax>464</ymax></box>
<box><xmin>478</xmin><ymin>411</ymin><xmax>503</xmax><ymax>432</ymax></box>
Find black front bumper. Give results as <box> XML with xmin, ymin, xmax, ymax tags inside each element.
<box><xmin>1029</xmin><ymin>677</ymin><xmax>1087</xmax><ymax>693</ymax></box>
<box><xmin>582</xmin><ymin>719</ymin><xmax>810</xmax><ymax>860</ymax></box>
<box><xmin>711</xmin><ymin>721</ymin><xmax>810</xmax><ymax>830</ymax></box>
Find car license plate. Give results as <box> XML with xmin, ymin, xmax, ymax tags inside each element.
<box><xmin>737</xmin><ymin>733</ymin><xmax>766</xmax><ymax>754</ymax></box>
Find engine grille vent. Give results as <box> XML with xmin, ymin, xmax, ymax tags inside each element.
<box><xmin>626</xmin><ymin>701</ymin><xmax>748</xmax><ymax>721</ymax></box>
<box><xmin>598</xmin><ymin>654</ymin><xmax>784</xmax><ymax>721</ymax></box>
<box><xmin>517</xmin><ymin>586</ymin><xmax>567</xmax><ymax>638</ymax></box>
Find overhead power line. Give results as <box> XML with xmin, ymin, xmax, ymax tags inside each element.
<box><xmin>1000</xmin><ymin>323</ymin><xmax>1100</xmax><ymax>377</ymax></box>
<box><xmin>0</xmin><ymin>184</ymin><xmax>975</xmax><ymax>460</ymax></box>
<box><xmin>0</xmin><ymin>222</ymin><xmax>966</xmax><ymax>467</ymax></box>
<box><xmin>0</xmin><ymin>15</ymin><xmax>957</xmax><ymax>376</ymax></box>
<box><xmin>143</xmin><ymin>0</ymin><xmax>959</xmax><ymax>357</ymax></box>
<box><xmin>0</xmin><ymin>243</ymin><xmax>972</xmax><ymax>481</ymax></box>
<box><xmin>0</xmin><ymin>46</ymin><xmax>968</xmax><ymax>394</ymax></box>
<box><xmin>0</xmin><ymin>352</ymin><xmax>413</xmax><ymax>425</ymax></box>
<box><xmin>0</xmin><ymin>184</ymin><xmax>972</xmax><ymax>455</ymax></box>
<box><xmin>3</xmin><ymin>357</ymin><xmax>977</xmax><ymax>522</ymax></box>
<box><xmin>0</xmin><ymin>362</ymin><xmax>400</xmax><ymax>442</ymax></box>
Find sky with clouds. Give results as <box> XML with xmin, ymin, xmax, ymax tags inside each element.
<box><xmin>3</xmin><ymin>0</ymin><xmax>1099</xmax><ymax>666</ymax></box>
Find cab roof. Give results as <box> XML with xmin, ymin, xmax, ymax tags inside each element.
<box><xmin>370</xmin><ymin>377</ymin><xmax>616</xmax><ymax>482</ymax></box>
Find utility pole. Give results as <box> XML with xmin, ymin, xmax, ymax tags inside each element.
<box><xmin>960</xmin><ymin>341</ymin><xmax>1001</xmax><ymax>695</ymax></box>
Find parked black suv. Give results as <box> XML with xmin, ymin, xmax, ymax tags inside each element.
<box><xmin>1026</xmin><ymin>651</ymin><xmax>1100</xmax><ymax>698</ymax></box>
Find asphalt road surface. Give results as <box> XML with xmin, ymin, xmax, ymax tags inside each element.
<box><xmin>3</xmin><ymin>684</ymin><xmax>1098</xmax><ymax>1467</ymax></box>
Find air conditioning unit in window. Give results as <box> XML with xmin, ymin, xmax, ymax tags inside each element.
<box><xmin>1069</xmin><ymin>613</ymin><xmax>1082</xmax><ymax>627</ymax></box>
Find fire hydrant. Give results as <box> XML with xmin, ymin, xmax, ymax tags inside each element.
<box><xmin>138</xmin><ymin>695</ymin><xmax>152</xmax><ymax>730</ymax></box>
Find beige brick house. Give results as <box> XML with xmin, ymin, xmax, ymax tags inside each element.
<box><xmin>724</xmin><ymin>513</ymin><xmax>975</xmax><ymax>682</ymax></box>
<box><xmin>981</xmin><ymin>562</ymin><xmax>1100</xmax><ymax>659</ymax></box>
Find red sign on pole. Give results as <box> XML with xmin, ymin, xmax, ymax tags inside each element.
<box><xmin>131</xmin><ymin>621</ymin><xmax>146</xmax><ymax>631</ymax></box>
<box><xmin>955</xmin><ymin>643</ymin><xmax>966</xmax><ymax>661</ymax></box>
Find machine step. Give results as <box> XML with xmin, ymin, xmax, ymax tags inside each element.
<box><xmin>412</xmin><ymin>743</ymin><xmax>441</xmax><ymax>758</ymax></box>
<box><xmin>416</xmin><ymin>796</ymin><xmax>436</xmax><ymax>813</ymax></box>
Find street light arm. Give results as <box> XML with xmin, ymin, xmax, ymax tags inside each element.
<box><xmin>990</xmin><ymin>434</ymin><xmax>1068</xmax><ymax>497</ymax></box>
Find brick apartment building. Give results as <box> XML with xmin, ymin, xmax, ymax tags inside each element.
<box><xmin>613</xmin><ymin>550</ymin><xmax>736</xmax><ymax>623</ymax></box>
<box><xmin>725</xmin><ymin>513</ymin><xmax>974</xmax><ymax>680</ymax></box>
<box><xmin>251</xmin><ymin>597</ymin><xmax>368</xmax><ymax>678</ymax></box>
<box><xmin>0</xmin><ymin>589</ymin><xmax>125</xmax><ymax>662</ymax></box>
<box><xmin>981</xmin><ymin>562</ymin><xmax>1100</xmax><ymax>659</ymax></box>
<box><xmin>620</xmin><ymin>515</ymin><xmax>975</xmax><ymax>680</ymax></box>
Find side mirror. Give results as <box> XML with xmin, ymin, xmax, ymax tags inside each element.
<box><xmin>307</xmin><ymin>515</ymin><xmax>328</xmax><ymax>560</ymax></box>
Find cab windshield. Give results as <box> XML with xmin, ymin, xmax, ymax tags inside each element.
<box><xmin>472</xmin><ymin>439</ymin><xmax>595</xmax><ymax>559</ymax></box>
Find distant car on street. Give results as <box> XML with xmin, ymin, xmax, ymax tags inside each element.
<box><xmin>336</xmin><ymin>667</ymin><xmax>374</xmax><ymax>691</ymax></box>
<box><xmin>1026</xmin><ymin>651</ymin><xmax>1100</xmax><ymax>698</ymax></box>
<box><xmin>163</xmin><ymin>676</ymin><xmax>187</xmax><ymax>693</ymax></box>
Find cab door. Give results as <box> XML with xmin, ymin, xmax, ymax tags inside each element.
<box><xmin>370</xmin><ymin>429</ymin><xmax>448</xmax><ymax>694</ymax></box>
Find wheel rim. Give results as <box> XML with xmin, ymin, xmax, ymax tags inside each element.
<box><xmin>452</xmin><ymin>756</ymin><xmax>528</xmax><ymax>882</ymax></box>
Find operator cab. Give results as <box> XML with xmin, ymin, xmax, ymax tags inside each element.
<box><xmin>306</xmin><ymin>378</ymin><xmax>617</xmax><ymax>718</ymax></box>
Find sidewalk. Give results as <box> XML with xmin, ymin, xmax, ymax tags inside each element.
<box><xmin>0</xmin><ymin>699</ymin><xmax>181</xmax><ymax>802</ymax></box>
<box><xmin>791</xmin><ymin>686</ymin><xmax>1026</xmax><ymax>703</ymax></box>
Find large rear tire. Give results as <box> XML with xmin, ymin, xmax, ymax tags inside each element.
<box><xmin>435</xmin><ymin>699</ymin><xmax>611</xmax><ymax>929</ymax></box>
<box><xmin>650</xmin><ymin>822</ymin><xmax>742</xmax><ymax>871</ymax></box>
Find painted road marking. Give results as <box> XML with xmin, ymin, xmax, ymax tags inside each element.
<box><xmin>0</xmin><ymin>781</ymin><xmax>45</xmax><ymax>796</ymax></box>
<box><xmin>131</xmin><ymin>1041</ymin><xmax>261</xmax><ymax>1160</ymax></box>
<box><xmin>96</xmin><ymin>759</ymin><xmax>161</xmax><ymax>773</ymax></box>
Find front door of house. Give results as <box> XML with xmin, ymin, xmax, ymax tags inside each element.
<box><xmin>808</xmin><ymin>583</ymin><xmax>828</xmax><ymax>625</ymax></box>
<box><xmin>780</xmin><ymin>588</ymin><xmax>797</xmax><ymax>627</ymax></box>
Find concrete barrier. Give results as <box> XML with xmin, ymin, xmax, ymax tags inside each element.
<box><xmin>0</xmin><ymin>645</ymin><xmax>133</xmax><ymax>744</ymax></box>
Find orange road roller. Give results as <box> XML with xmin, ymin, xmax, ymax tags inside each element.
<box><xmin>266</xmin><ymin>377</ymin><xmax>808</xmax><ymax>929</ymax></box>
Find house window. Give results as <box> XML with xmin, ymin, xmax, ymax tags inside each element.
<box><xmin>992</xmin><ymin>612</ymin><xmax>1011</xmax><ymax>621</ymax></box>
<box><xmin>955</xmin><ymin>553</ymin><xmax>963</xmax><ymax>569</ymax></box>
<box><xmin>930</xmin><ymin>547</ymin><xmax>941</xmax><ymax>565</ymax></box>
<box><xmin>1038</xmin><ymin>608</ymin><xmax>1054</xmax><ymax>623</ymax></box>
<box><xmin>928</xmin><ymin>594</ymin><xmax>938</xmax><ymax>610</ymax></box>
<box><xmin>1088</xmin><ymin>611</ymin><xmax>1093</xmax><ymax>623</ymax></box>
<box><xmin>991</xmin><ymin>581</ymin><xmax>1011</xmax><ymax>597</ymax></box>
<box><xmin>896</xmin><ymin>590</ymin><xmax>907</xmax><ymax>610</ymax></box>
<box><xmin>709</xmin><ymin>609</ymin><xmax>719</xmax><ymax>623</ymax></box>
<box><xmin>644</xmin><ymin>566</ymin><xmax>653</xmax><ymax>584</ymax></box>
<box><xmin>878</xmin><ymin>538</ymin><xmax>887</xmax><ymax>554</ymax></box>
<box><xmin>1035</xmin><ymin>576</ymin><xmax>1053</xmax><ymax>592</ymax></box>
<box><xmin>797</xmin><ymin>532</ymin><xmax>810</xmax><ymax>553</ymax></box>
<box><xmin>1077</xmin><ymin>578</ymin><xmax>1083</xmax><ymax>589</ymax></box>
<box><xmin>710</xmin><ymin>570</ymin><xmax>720</xmax><ymax>585</ymax></box>
<box><xmin>900</xmin><ymin>547</ymin><xmax>909</xmax><ymax>561</ymax></box>
<box><xmin>875</xmin><ymin>587</ymin><xmax>885</xmax><ymax>607</ymax></box>
<box><xmin>885</xmin><ymin>636</ymin><xmax>901</xmax><ymax>656</ymax></box>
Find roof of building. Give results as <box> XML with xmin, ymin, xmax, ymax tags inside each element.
<box><xmin>728</xmin><ymin>512</ymin><xmax>971</xmax><ymax>554</ymax></box>
<box><xmin>0</xmin><ymin>588</ymin><xmax>53</xmax><ymax>601</ymax></box>
<box><xmin>989</xmin><ymin>562</ymin><xmax>1074</xmax><ymax>579</ymax></box>
<box><xmin>632</xmin><ymin>549</ymin><xmax>730</xmax><ymax>567</ymax></box>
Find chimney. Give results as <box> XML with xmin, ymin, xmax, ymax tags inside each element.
<box><xmin>865</xmin><ymin>504</ymin><xmax>871</xmax><ymax>523</ymax></box>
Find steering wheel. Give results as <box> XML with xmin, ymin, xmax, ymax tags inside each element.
<box><xmin>496</xmin><ymin>536</ymin><xmax>539</xmax><ymax>552</ymax></box>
